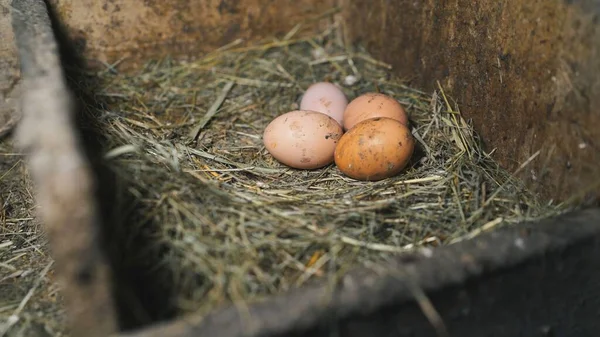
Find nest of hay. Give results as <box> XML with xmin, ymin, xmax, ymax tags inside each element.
<box><xmin>75</xmin><ymin>22</ymin><xmax>562</xmax><ymax>318</ymax></box>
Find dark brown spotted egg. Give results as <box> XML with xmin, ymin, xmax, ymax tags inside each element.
<box><xmin>334</xmin><ymin>117</ymin><xmax>414</xmax><ymax>180</ymax></box>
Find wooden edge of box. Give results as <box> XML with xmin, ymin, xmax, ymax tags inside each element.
<box><xmin>117</xmin><ymin>207</ymin><xmax>600</xmax><ymax>337</ymax></box>
<box><xmin>10</xmin><ymin>1</ymin><xmax>118</xmax><ymax>336</ymax></box>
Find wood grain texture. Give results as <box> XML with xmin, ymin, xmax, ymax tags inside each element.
<box><xmin>46</xmin><ymin>0</ymin><xmax>337</xmax><ymax>70</ymax></box>
<box><xmin>342</xmin><ymin>0</ymin><xmax>600</xmax><ymax>204</ymax></box>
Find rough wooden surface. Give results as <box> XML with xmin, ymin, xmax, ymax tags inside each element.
<box><xmin>303</xmin><ymin>214</ymin><xmax>600</xmax><ymax>337</ymax></box>
<box><xmin>10</xmin><ymin>0</ymin><xmax>118</xmax><ymax>336</ymax></box>
<box><xmin>0</xmin><ymin>0</ymin><xmax>21</xmax><ymax>139</ymax></box>
<box><xmin>342</xmin><ymin>0</ymin><xmax>600</xmax><ymax>204</ymax></box>
<box><xmin>116</xmin><ymin>208</ymin><xmax>600</xmax><ymax>337</ymax></box>
<box><xmin>46</xmin><ymin>0</ymin><xmax>337</xmax><ymax>70</ymax></box>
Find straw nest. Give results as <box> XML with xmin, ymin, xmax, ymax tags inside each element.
<box><xmin>77</xmin><ymin>23</ymin><xmax>562</xmax><ymax>317</ymax></box>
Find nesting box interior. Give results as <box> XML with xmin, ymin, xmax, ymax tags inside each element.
<box><xmin>2</xmin><ymin>1</ymin><xmax>599</xmax><ymax>337</ymax></box>
<box><xmin>45</xmin><ymin>0</ymin><xmax>600</xmax><ymax>204</ymax></box>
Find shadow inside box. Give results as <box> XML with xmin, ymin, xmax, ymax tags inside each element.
<box><xmin>44</xmin><ymin>2</ymin><xmax>181</xmax><ymax>331</ymax></box>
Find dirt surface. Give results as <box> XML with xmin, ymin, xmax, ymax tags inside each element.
<box><xmin>343</xmin><ymin>0</ymin><xmax>600</xmax><ymax>204</ymax></box>
<box><xmin>46</xmin><ymin>0</ymin><xmax>337</xmax><ymax>70</ymax></box>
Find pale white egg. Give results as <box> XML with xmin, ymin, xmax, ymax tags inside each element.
<box><xmin>299</xmin><ymin>82</ymin><xmax>348</xmax><ymax>126</ymax></box>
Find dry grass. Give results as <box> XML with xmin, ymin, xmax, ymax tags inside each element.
<box><xmin>0</xmin><ymin>140</ymin><xmax>67</xmax><ymax>337</ymax></box>
<box><xmin>74</xmin><ymin>22</ymin><xmax>566</xmax><ymax>317</ymax></box>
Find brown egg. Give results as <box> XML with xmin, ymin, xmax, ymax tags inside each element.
<box><xmin>343</xmin><ymin>92</ymin><xmax>408</xmax><ymax>131</ymax></box>
<box><xmin>263</xmin><ymin>110</ymin><xmax>343</xmax><ymax>169</ymax></box>
<box><xmin>334</xmin><ymin>117</ymin><xmax>414</xmax><ymax>181</ymax></box>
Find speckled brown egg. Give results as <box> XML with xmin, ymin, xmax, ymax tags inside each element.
<box><xmin>263</xmin><ymin>110</ymin><xmax>343</xmax><ymax>169</ymax></box>
<box><xmin>334</xmin><ymin>117</ymin><xmax>414</xmax><ymax>181</ymax></box>
<box><xmin>343</xmin><ymin>92</ymin><xmax>408</xmax><ymax>131</ymax></box>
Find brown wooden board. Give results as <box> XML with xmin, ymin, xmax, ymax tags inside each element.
<box><xmin>46</xmin><ymin>0</ymin><xmax>337</xmax><ymax>70</ymax></box>
<box><xmin>342</xmin><ymin>0</ymin><xmax>600</xmax><ymax>205</ymax></box>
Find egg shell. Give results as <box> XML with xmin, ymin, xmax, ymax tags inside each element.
<box><xmin>263</xmin><ymin>110</ymin><xmax>344</xmax><ymax>169</ymax></box>
<box><xmin>334</xmin><ymin>117</ymin><xmax>414</xmax><ymax>181</ymax></box>
<box><xmin>343</xmin><ymin>92</ymin><xmax>408</xmax><ymax>131</ymax></box>
<box><xmin>300</xmin><ymin>82</ymin><xmax>348</xmax><ymax>126</ymax></box>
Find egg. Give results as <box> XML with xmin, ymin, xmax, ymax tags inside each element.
<box><xmin>334</xmin><ymin>117</ymin><xmax>414</xmax><ymax>181</ymax></box>
<box><xmin>263</xmin><ymin>110</ymin><xmax>344</xmax><ymax>169</ymax></box>
<box><xmin>343</xmin><ymin>92</ymin><xmax>408</xmax><ymax>131</ymax></box>
<box><xmin>300</xmin><ymin>82</ymin><xmax>348</xmax><ymax>126</ymax></box>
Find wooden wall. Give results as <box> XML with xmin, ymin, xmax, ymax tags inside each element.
<box><xmin>343</xmin><ymin>0</ymin><xmax>600</xmax><ymax>204</ymax></box>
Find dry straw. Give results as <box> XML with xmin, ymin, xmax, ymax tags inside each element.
<box><xmin>77</xmin><ymin>21</ymin><xmax>563</xmax><ymax>318</ymax></box>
